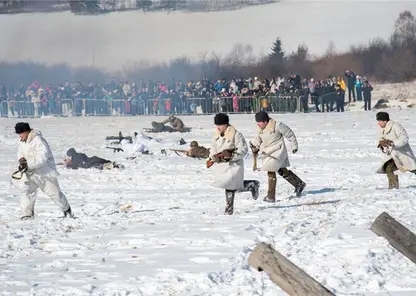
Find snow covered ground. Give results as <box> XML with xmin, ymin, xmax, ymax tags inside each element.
<box><xmin>373</xmin><ymin>80</ymin><xmax>416</xmax><ymax>101</ymax></box>
<box><xmin>1</xmin><ymin>110</ymin><xmax>416</xmax><ymax>295</ymax></box>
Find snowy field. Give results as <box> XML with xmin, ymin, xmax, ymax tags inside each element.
<box><xmin>1</xmin><ymin>110</ymin><xmax>416</xmax><ymax>296</ymax></box>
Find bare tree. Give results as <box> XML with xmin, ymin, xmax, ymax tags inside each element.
<box><xmin>391</xmin><ymin>10</ymin><xmax>416</xmax><ymax>47</ymax></box>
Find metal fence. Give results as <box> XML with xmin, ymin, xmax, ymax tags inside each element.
<box><xmin>0</xmin><ymin>95</ymin><xmax>302</xmax><ymax>118</ymax></box>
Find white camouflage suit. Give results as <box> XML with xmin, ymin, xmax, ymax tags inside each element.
<box><xmin>250</xmin><ymin>118</ymin><xmax>298</xmax><ymax>171</ymax></box>
<box><xmin>376</xmin><ymin>120</ymin><xmax>416</xmax><ymax>173</ymax></box>
<box><xmin>209</xmin><ymin>125</ymin><xmax>248</xmax><ymax>190</ymax></box>
<box><xmin>17</xmin><ymin>129</ymin><xmax>71</xmax><ymax>218</ymax></box>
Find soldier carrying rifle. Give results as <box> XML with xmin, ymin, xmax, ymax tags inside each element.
<box><xmin>171</xmin><ymin>141</ymin><xmax>210</xmax><ymax>158</ymax></box>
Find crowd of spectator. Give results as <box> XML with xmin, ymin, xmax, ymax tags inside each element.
<box><xmin>0</xmin><ymin>70</ymin><xmax>374</xmax><ymax>117</ymax></box>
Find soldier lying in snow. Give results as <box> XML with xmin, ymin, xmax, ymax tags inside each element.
<box><xmin>151</xmin><ymin>121</ymin><xmax>174</xmax><ymax>133</ymax></box>
<box><xmin>162</xmin><ymin>115</ymin><xmax>185</xmax><ymax>131</ymax></box>
<box><xmin>120</xmin><ymin>139</ymin><xmax>150</xmax><ymax>158</ymax></box>
<box><xmin>146</xmin><ymin>116</ymin><xmax>191</xmax><ymax>133</ymax></box>
<box><xmin>186</xmin><ymin>141</ymin><xmax>210</xmax><ymax>158</ymax></box>
<box><xmin>170</xmin><ymin>141</ymin><xmax>210</xmax><ymax>158</ymax></box>
<box><xmin>64</xmin><ymin>148</ymin><xmax>124</xmax><ymax>170</ymax></box>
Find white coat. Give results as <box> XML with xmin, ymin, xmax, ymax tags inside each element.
<box><xmin>250</xmin><ymin>119</ymin><xmax>298</xmax><ymax>172</ymax></box>
<box><xmin>18</xmin><ymin>129</ymin><xmax>59</xmax><ymax>179</ymax></box>
<box><xmin>209</xmin><ymin>125</ymin><xmax>248</xmax><ymax>190</ymax></box>
<box><xmin>17</xmin><ymin>129</ymin><xmax>70</xmax><ymax>218</ymax></box>
<box><xmin>120</xmin><ymin>139</ymin><xmax>148</xmax><ymax>156</ymax></box>
<box><xmin>376</xmin><ymin>121</ymin><xmax>416</xmax><ymax>173</ymax></box>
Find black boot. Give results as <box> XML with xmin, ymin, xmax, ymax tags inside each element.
<box><xmin>20</xmin><ymin>215</ymin><xmax>34</xmax><ymax>220</ymax></box>
<box><xmin>264</xmin><ymin>172</ymin><xmax>277</xmax><ymax>202</ymax></box>
<box><xmin>242</xmin><ymin>180</ymin><xmax>260</xmax><ymax>200</ymax></box>
<box><xmin>279</xmin><ymin>169</ymin><xmax>306</xmax><ymax>197</ymax></box>
<box><xmin>224</xmin><ymin>190</ymin><xmax>235</xmax><ymax>215</ymax></box>
<box><xmin>64</xmin><ymin>206</ymin><xmax>74</xmax><ymax>218</ymax></box>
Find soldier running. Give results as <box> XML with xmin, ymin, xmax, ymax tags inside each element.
<box><xmin>376</xmin><ymin>111</ymin><xmax>416</xmax><ymax>189</ymax></box>
<box><xmin>249</xmin><ymin>111</ymin><xmax>306</xmax><ymax>202</ymax></box>
<box><xmin>209</xmin><ymin>113</ymin><xmax>260</xmax><ymax>215</ymax></box>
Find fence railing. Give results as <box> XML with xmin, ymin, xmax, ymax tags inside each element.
<box><xmin>0</xmin><ymin>95</ymin><xmax>302</xmax><ymax>118</ymax></box>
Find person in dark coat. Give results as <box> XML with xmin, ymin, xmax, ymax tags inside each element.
<box><xmin>362</xmin><ymin>80</ymin><xmax>373</xmax><ymax>111</ymax></box>
<box><xmin>64</xmin><ymin>148</ymin><xmax>123</xmax><ymax>170</ymax></box>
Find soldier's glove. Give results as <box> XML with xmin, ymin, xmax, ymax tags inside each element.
<box><xmin>292</xmin><ymin>149</ymin><xmax>298</xmax><ymax>154</ymax></box>
<box><xmin>18</xmin><ymin>157</ymin><xmax>28</xmax><ymax>171</ymax></box>
<box><xmin>221</xmin><ymin>149</ymin><xmax>234</xmax><ymax>161</ymax></box>
<box><xmin>249</xmin><ymin>142</ymin><xmax>259</xmax><ymax>156</ymax></box>
<box><xmin>378</xmin><ymin>139</ymin><xmax>393</xmax><ymax>148</ymax></box>
<box><xmin>211</xmin><ymin>153</ymin><xmax>223</xmax><ymax>163</ymax></box>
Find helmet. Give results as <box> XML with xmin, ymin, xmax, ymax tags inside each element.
<box><xmin>190</xmin><ymin>141</ymin><xmax>198</xmax><ymax>148</ymax></box>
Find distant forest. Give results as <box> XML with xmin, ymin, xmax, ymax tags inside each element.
<box><xmin>0</xmin><ymin>0</ymin><xmax>278</xmax><ymax>14</ymax></box>
<box><xmin>0</xmin><ymin>5</ymin><xmax>415</xmax><ymax>85</ymax></box>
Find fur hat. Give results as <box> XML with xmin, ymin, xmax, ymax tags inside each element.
<box><xmin>214</xmin><ymin>113</ymin><xmax>229</xmax><ymax>125</ymax></box>
<box><xmin>255</xmin><ymin>111</ymin><xmax>270</xmax><ymax>122</ymax></box>
<box><xmin>15</xmin><ymin>122</ymin><xmax>31</xmax><ymax>134</ymax></box>
<box><xmin>376</xmin><ymin>112</ymin><xmax>389</xmax><ymax>121</ymax></box>
<box><xmin>66</xmin><ymin>148</ymin><xmax>76</xmax><ymax>157</ymax></box>
<box><xmin>190</xmin><ymin>141</ymin><xmax>198</xmax><ymax>147</ymax></box>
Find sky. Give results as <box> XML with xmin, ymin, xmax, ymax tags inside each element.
<box><xmin>0</xmin><ymin>0</ymin><xmax>415</xmax><ymax>73</ymax></box>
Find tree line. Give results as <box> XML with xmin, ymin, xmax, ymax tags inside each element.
<box><xmin>0</xmin><ymin>0</ymin><xmax>277</xmax><ymax>14</ymax></box>
<box><xmin>0</xmin><ymin>10</ymin><xmax>414</xmax><ymax>87</ymax></box>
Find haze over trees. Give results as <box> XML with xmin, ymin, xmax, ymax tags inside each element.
<box><xmin>0</xmin><ymin>0</ymin><xmax>278</xmax><ymax>14</ymax></box>
<box><xmin>0</xmin><ymin>5</ymin><xmax>414</xmax><ymax>86</ymax></box>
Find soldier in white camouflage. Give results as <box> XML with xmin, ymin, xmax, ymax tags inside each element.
<box><xmin>249</xmin><ymin>111</ymin><xmax>306</xmax><ymax>202</ymax></box>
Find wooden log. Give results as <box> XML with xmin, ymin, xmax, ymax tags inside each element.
<box><xmin>248</xmin><ymin>242</ymin><xmax>335</xmax><ymax>296</ymax></box>
<box><xmin>370</xmin><ymin>212</ymin><xmax>416</xmax><ymax>264</ymax></box>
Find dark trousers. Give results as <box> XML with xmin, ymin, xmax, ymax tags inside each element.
<box><xmin>364</xmin><ymin>99</ymin><xmax>371</xmax><ymax>111</ymax></box>
<box><xmin>348</xmin><ymin>86</ymin><xmax>356</xmax><ymax>102</ymax></box>
<box><xmin>336</xmin><ymin>95</ymin><xmax>344</xmax><ymax>112</ymax></box>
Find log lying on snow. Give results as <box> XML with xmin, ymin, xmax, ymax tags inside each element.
<box><xmin>248</xmin><ymin>242</ymin><xmax>335</xmax><ymax>296</ymax></box>
<box><xmin>370</xmin><ymin>211</ymin><xmax>416</xmax><ymax>264</ymax></box>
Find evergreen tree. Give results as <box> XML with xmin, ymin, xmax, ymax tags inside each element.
<box><xmin>268</xmin><ymin>37</ymin><xmax>284</xmax><ymax>62</ymax></box>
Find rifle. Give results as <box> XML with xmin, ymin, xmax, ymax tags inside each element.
<box><xmin>249</xmin><ymin>141</ymin><xmax>259</xmax><ymax>171</ymax></box>
<box><xmin>105</xmin><ymin>131</ymin><xmax>133</xmax><ymax>143</ymax></box>
<box><xmin>106</xmin><ymin>147</ymin><xmax>124</xmax><ymax>153</ymax></box>
<box><xmin>11</xmin><ymin>167</ymin><xmax>27</xmax><ymax>180</ymax></box>
<box><xmin>206</xmin><ymin>159</ymin><xmax>214</xmax><ymax>168</ymax></box>
<box><xmin>170</xmin><ymin>148</ymin><xmax>188</xmax><ymax>156</ymax></box>
<box><xmin>206</xmin><ymin>148</ymin><xmax>237</xmax><ymax>169</ymax></box>
<box><xmin>106</xmin><ymin>136</ymin><xmax>132</xmax><ymax>141</ymax></box>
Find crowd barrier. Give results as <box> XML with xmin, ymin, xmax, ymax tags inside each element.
<box><xmin>0</xmin><ymin>95</ymin><xmax>302</xmax><ymax>118</ymax></box>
